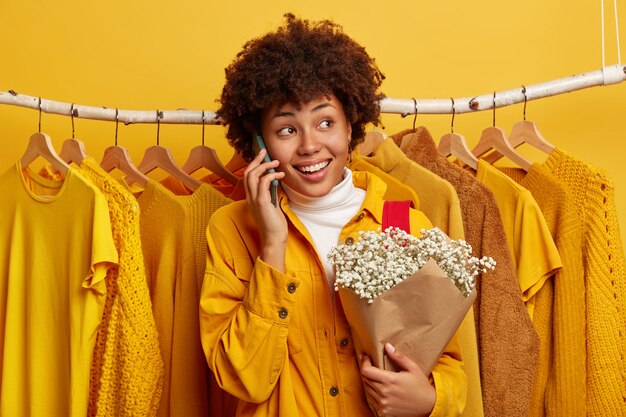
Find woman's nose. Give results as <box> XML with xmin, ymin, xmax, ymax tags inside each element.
<box><xmin>298</xmin><ymin>130</ymin><xmax>322</xmax><ymax>154</ymax></box>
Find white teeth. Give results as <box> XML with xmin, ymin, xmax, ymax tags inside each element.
<box><xmin>298</xmin><ymin>161</ymin><xmax>330</xmax><ymax>173</ymax></box>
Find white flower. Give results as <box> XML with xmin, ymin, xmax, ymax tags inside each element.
<box><xmin>328</xmin><ymin>227</ymin><xmax>496</xmax><ymax>303</ymax></box>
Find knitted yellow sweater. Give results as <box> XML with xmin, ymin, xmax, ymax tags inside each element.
<box><xmin>543</xmin><ymin>148</ymin><xmax>626</xmax><ymax>416</ymax></box>
<box><xmin>500</xmin><ymin>165</ymin><xmax>586</xmax><ymax>417</ymax></box>
<box><xmin>80</xmin><ymin>158</ymin><xmax>163</xmax><ymax>417</ymax></box>
<box><xmin>136</xmin><ymin>180</ymin><xmax>232</xmax><ymax>417</ymax></box>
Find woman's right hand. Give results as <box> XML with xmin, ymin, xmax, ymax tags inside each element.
<box><xmin>243</xmin><ymin>148</ymin><xmax>288</xmax><ymax>272</ymax></box>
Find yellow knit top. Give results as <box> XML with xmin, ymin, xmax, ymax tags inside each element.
<box><xmin>500</xmin><ymin>164</ymin><xmax>586</xmax><ymax>417</ymax></box>
<box><xmin>79</xmin><ymin>158</ymin><xmax>164</xmax><ymax>417</ymax></box>
<box><xmin>135</xmin><ymin>180</ymin><xmax>231</xmax><ymax>417</ymax></box>
<box><xmin>543</xmin><ymin>148</ymin><xmax>626</xmax><ymax>416</ymax></box>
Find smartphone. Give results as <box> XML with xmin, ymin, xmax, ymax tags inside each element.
<box><xmin>253</xmin><ymin>132</ymin><xmax>279</xmax><ymax>207</ymax></box>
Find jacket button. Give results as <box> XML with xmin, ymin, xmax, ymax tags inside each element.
<box><xmin>345</xmin><ymin>236</ymin><xmax>355</xmax><ymax>245</ymax></box>
<box><xmin>278</xmin><ymin>308</ymin><xmax>288</xmax><ymax>319</ymax></box>
<box><xmin>287</xmin><ymin>282</ymin><xmax>297</xmax><ymax>293</ymax></box>
<box><xmin>329</xmin><ymin>386</ymin><xmax>339</xmax><ymax>396</ymax></box>
<box><xmin>357</xmin><ymin>212</ymin><xmax>365</xmax><ymax>221</ymax></box>
<box><xmin>340</xmin><ymin>338</ymin><xmax>349</xmax><ymax>347</ymax></box>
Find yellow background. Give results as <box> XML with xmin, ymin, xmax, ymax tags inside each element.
<box><xmin>1</xmin><ymin>0</ymin><xmax>625</xmax><ymax>250</ymax></box>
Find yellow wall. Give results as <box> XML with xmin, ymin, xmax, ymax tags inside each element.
<box><xmin>1</xmin><ymin>0</ymin><xmax>625</xmax><ymax>250</ymax></box>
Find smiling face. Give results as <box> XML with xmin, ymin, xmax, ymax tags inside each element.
<box><xmin>260</xmin><ymin>94</ymin><xmax>352</xmax><ymax>199</ymax></box>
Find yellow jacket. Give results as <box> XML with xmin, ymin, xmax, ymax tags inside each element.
<box><xmin>200</xmin><ymin>171</ymin><xmax>467</xmax><ymax>417</ymax></box>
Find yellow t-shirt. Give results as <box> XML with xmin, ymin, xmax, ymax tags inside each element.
<box><xmin>0</xmin><ymin>162</ymin><xmax>117</xmax><ymax>417</ymax></box>
<box><xmin>475</xmin><ymin>160</ymin><xmax>562</xmax><ymax>318</ymax></box>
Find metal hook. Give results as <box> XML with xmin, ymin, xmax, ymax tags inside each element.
<box><xmin>156</xmin><ymin>109</ymin><xmax>161</xmax><ymax>146</ymax></box>
<box><xmin>70</xmin><ymin>103</ymin><xmax>76</xmax><ymax>138</ymax></box>
<box><xmin>492</xmin><ymin>91</ymin><xmax>496</xmax><ymax>127</ymax></box>
<box><xmin>115</xmin><ymin>109</ymin><xmax>119</xmax><ymax>146</ymax></box>
<box><xmin>201</xmin><ymin>110</ymin><xmax>205</xmax><ymax>146</ymax></box>
<box><xmin>521</xmin><ymin>86</ymin><xmax>528</xmax><ymax>121</ymax></box>
<box><xmin>450</xmin><ymin>98</ymin><xmax>456</xmax><ymax>133</ymax></box>
<box><xmin>411</xmin><ymin>98</ymin><xmax>418</xmax><ymax>132</ymax></box>
<box><xmin>38</xmin><ymin>97</ymin><xmax>42</xmax><ymax>133</ymax></box>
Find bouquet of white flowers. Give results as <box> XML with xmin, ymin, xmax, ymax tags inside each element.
<box><xmin>328</xmin><ymin>226</ymin><xmax>495</xmax><ymax>375</ymax></box>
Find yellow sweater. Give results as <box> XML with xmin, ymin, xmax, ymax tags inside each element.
<box><xmin>543</xmin><ymin>148</ymin><xmax>626</xmax><ymax>416</ymax></box>
<box><xmin>500</xmin><ymin>164</ymin><xmax>586</xmax><ymax>417</ymax></box>
<box><xmin>76</xmin><ymin>158</ymin><xmax>164</xmax><ymax>417</ymax></box>
<box><xmin>135</xmin><ymin>180</ymin><xmax>232</xmax><ymax>417</ymax></box>
<box><xmin>357</xmin><ymin>138</ymin><xmax>485</xmax><ymax>417</ymax></box>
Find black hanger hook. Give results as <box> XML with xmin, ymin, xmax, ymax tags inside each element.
<box><xmin>201</xmin><ymin>110</ymin><xmax>205</xmax><ymax>146</ymax></box>
<box><xmin>115</xmin><ymin>109</ymin><xmax>119</xmax><ymax>146</ymax></box>
<box><xmin>521</xmin><ymin>86</ymin><xmax>528</xmax><ymax>121</ymax></box>
<box><xmin>38</xmin><ymin>97</ymin><xmax>42</xmax><ymax>133</ymax></box>
<box><xmin>70</xmin><ymin>103</ymin><xmax>76</xmax><ymax>139</ymax></box>
<box><xmin>450</xmin><ymin>98</ymin><xmax>456</xmax><ymax>133</ymax></box>
<box><xmin>156</xmin><ymin>109</ymin><xmax>161</xmax><ymax>146</ymax></box>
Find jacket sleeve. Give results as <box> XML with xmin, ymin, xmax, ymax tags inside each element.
<box><xmin>199</xmin><ymin>209</ymin><xmax>300</xmax><ymax>403</ymax></box>
<box><xmin>429</xmin><ymin>332</ymin><xmax>468</xmax><ymax>417</ymax></box>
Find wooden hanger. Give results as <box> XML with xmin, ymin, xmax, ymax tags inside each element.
<box><xmin>472</xmin><ymin>93</ymin><xmax>531</xmax><ymax>171</ymax></box>
<box><xmin>357</xmin><ymin>127</ymin><xmax>386</xmax><ymax>156</ymax></box>
<box><xmin>19</xmin><ymin>99</ymin><xmax>69</xmax><ymax>174</ymax></box>
<box><xmin>100</xmin><ymin>109</ymin><xmax>148</xmax><ymax>188</ymax></box>
<box><xmin>137</xmin><ymin>110</ymin><xmax>201</xmax><ymax>191</ymax></box>
<box><xmin>59</xmin><ymin>138</ymin><xmax>87</xmax><ymax>166</ymax></box>
<box><xmin>207</xmin><ymin>150</ymin><xmax>247</xmax><ymax>184</ymax></box>
<box><xmin>138</xmin><ymin>145</ymin><xmax>201</xmax><ymax>191</ymax></box>
<box><xmin>182</xmin><ymin>146</ymin><xmax>239</xmax><ymax>185</ymax></box>
<box><xmin>485</xmin><ymin>87</ymin><xmax>555</xmax><ymax>164</ymax></box>
<box><xmin>224</xmin><ymin>151</ymin><xmax>248</xmax><ymax>172</ymax></box>
<box><xmin>20</xmin><ymin>132</ymin><xmax>70</xmax><ymax>175</ymax></box>
<box><xmin>101</xmin><ymin>146</ymin><xmax>148</xmax><ymax>188</ymax></box>
<box><xmin>437</xmin><ymin>99</ymin><xmax>478</xmax><ymax>170</ymax></box>
<box><xmin>58</xmin><ymin>105</ymin><xmax>87</xmax><ymax>166</ymax></box>
<box><xmin>182</xmin><ymin>115</ymin><xmax>238</xmax><ymax>185</ymax></box>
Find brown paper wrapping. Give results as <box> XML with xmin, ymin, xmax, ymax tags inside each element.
<box><xmin>338</xmin><ymin>258</ymin><xmax>477</xmax><ymax>375</ymax></box>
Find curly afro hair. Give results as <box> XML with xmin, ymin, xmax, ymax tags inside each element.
<box><xmin>217</xmin><ymin>13</ymin><xmax>385</xmax><ymax>161</ymax></box>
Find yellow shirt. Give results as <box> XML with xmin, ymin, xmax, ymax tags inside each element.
<box><xmin>475</xmin><ymin>160</ymin><xmax>562</xmax><ymax>319</ymax></box>
<box><xmin>360</xmin><ymin>138</ymin><xmax>484</xmax><ymax>417</ymax></box>
<box><xmin>200</xmin><ymin>171</ymin><xmax>467</xmax><ymax>417</ymax></box>
<box><xmin>0</xmin><ymin>163</ymin><xmax>117</xmax><ymax>417</ymax></box>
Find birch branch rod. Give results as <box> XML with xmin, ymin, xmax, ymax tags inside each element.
<box><xmin>1</xmin><ymin>65</ymin><xmax>624</xmax><ymax>124</ymax></box>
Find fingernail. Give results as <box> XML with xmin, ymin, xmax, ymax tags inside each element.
<box><xmin>385</xmin><ymin>342</ymin><xmax>395</xmax><ymax>353</ymax></box>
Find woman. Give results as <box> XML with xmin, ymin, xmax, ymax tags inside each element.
<box><xmin>199</xmin><ymin>14</ymin><xmax>467</xmax><ymax>417</ymax></box>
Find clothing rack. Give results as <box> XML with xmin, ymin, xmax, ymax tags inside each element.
<box><xmin>1</xmin><ymin>65</ymin><xmax>624</xmax><ymax>125</ymax></box>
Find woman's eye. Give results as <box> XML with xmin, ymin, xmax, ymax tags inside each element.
<box><xmin>278</xmin><ymin>127</ymin><xmax>295</xmax><ymax>136</ymax></box>
<box><xmin>319</xmin><ymin>119</ymin><xmax>334</xmax><ymax>129</ymax></box>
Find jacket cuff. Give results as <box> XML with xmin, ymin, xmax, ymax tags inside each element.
<box><xmin>243</xmin><ymin>257</ymin><xmax>301</xmax><ymax>323</ymax></box>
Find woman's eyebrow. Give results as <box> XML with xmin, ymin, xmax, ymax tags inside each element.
<box><xmin>272</xmin><ymin>102</ymin><xmax>334</xmax><ymax>119</ymax></box>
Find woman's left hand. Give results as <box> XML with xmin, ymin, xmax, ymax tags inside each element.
<box><xmin>360</xmin><ymin>343</ymin><xmax>436</xmax><ymax>417</ymax></box>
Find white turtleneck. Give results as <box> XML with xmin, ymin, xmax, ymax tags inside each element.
<box><xmin>282</xmin><ymin>168</ymin><xmax>366</xmax><ymax>289</ymax></box>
